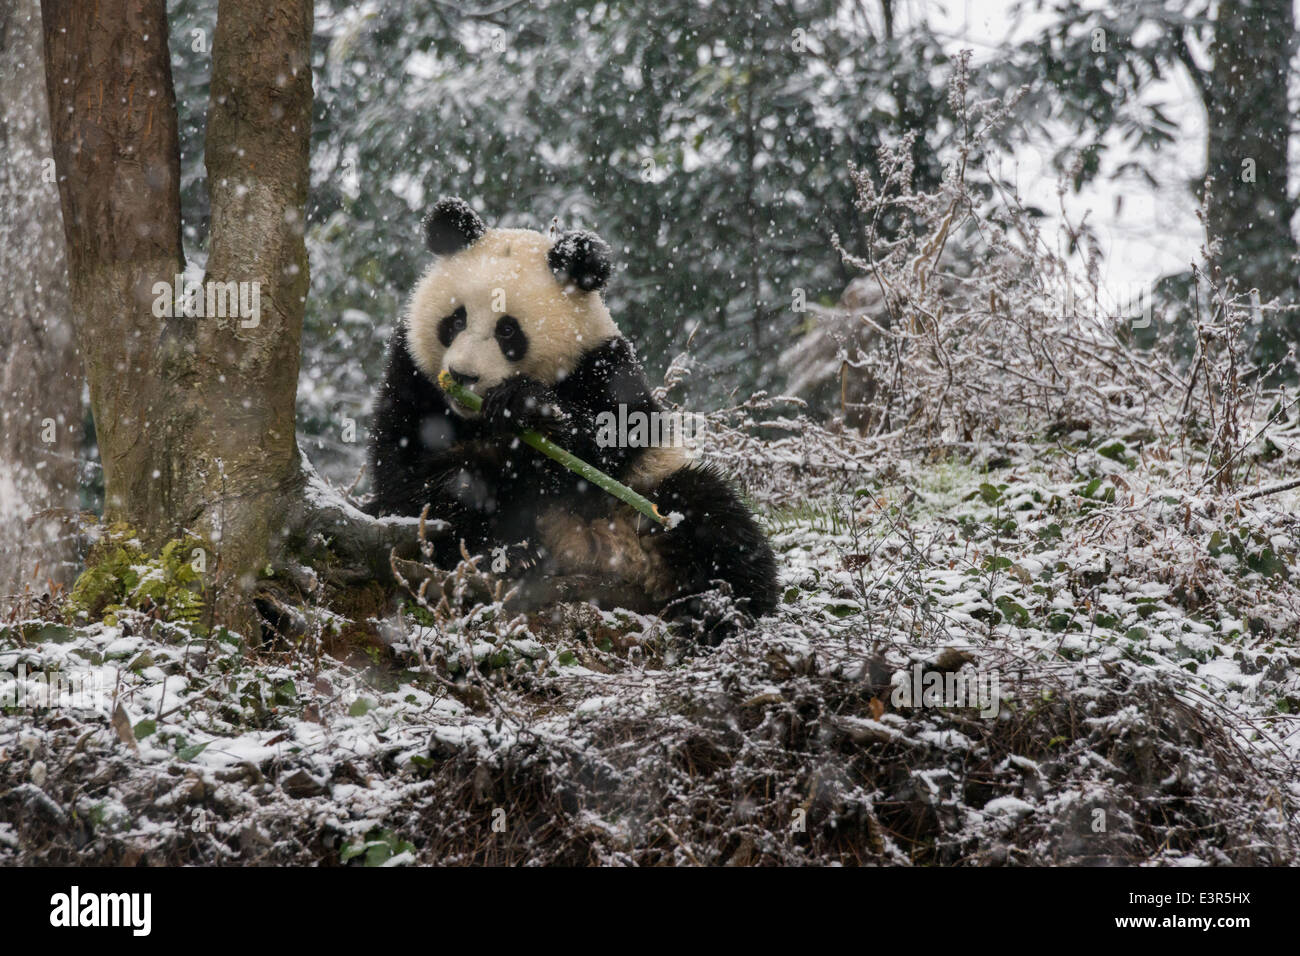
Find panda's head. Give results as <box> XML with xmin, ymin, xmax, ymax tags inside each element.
<box><xmin>404</xmin><ymin>196</ymin><xmax>619</xmax><ymax>417</ymax></box>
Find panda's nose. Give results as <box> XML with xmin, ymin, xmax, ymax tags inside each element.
<box><xmin>448</xmin><ymin>368</ymin><xmax>480</xmax><ymax>387</ymax></box>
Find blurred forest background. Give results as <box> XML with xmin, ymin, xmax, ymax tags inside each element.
<box><xmin>153</xmin><ymin>0</ymin><xmax>1299</xmax><ymax>485</ymax></box>
<box><xmin>6</xmin><ymin>0</ymin><xmax>1299</xmax><ymax>525</ymax></box>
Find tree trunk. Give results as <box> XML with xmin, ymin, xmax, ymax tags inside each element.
<box><xmin>188</xmin><ymin>0</ymin><xmax>315</xmax><ymax>624</ymax></box>
<box><xmin>40</xmin><ymin>0</ymin><xmax>430</xmax><ymax>635</ymax></box>
<box><xmin>0</xmin><ymin>0</ymin><xmax>84</xmax><ymax>599</ymax></box>
<box><xmin>1206</xmin><ymin>0</ymin><xmax>1299</xmax><ymax>363</ymax></box>
<box><xmin>40</xmin><ymin>0</ymin><xmax>186</xmax><ymax>536</ymax></box>
<box><xmin>39</xmin><ymin>0</ymin><xmax>314</xmax><ymax>632</ymax></box>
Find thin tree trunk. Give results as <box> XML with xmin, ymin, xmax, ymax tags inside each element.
<box><xmin>1206</xmin><ymin>0</ymin><xmax>1299</xmax><ymax>362</ymax></box>
<box><xmin>743</xmin><ymin>18</ymin><xmax>762</xmax><ymax>355</ymax></box>
<box><xmin>190</xmin><ymin>0</ymin><xmax>315</xmax><ymax>623</ymax></box>
<box><xmin>0</xmin><ymin>0</ymin><xmax>83</xmax><ymax>599</ymax></box>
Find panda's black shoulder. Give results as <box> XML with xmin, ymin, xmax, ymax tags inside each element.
<box><xmin>373</xmin><ymin>324</ymin><xmax>449</xmax><ymax>424</ymax></box>
<box><xmin>368</xmin><ymin>323</ymin><xmax>472</xmax><ymax>469</ymax></box>
<box><xmin>556</xmin><ymin>336</ymin><xmax>658</xmax><ymax>413</ymax></box>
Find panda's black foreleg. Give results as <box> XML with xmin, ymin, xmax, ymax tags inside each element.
<box><xmin>644</xmin><ymin>464</ymin><xmax>779</xmax><ymax>639</ymax></box>
<box><xmin>480</xmin><ymin>375</ymin><xmax>568</xmax><ymax>434</ymax></box>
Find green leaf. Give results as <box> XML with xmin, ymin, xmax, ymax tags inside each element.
<box><xmin>342</xmin><ymin>830</ymin><xmax>416</xmax><ymax>866</ymax></box>
<box><xmin>177</xmin><ymin>740</ymin><xmax>211</xmax><ymax>762</ymax></box>
<box><xmin>340</xmin><ymin>841</ymin><xmax>368</xmax><ymax>863</ymax></box>
<box><xmin>27</xmin><ymin>624</ymin><xmax>77</xmax><ymax>644</ymax></box>
<box><xmin>1097</xmin><ymin>441</ymin><xmax>1133</xmax><ymax>466</ymax></box>
<box><xmin>995</xmin><ymin>595</ymin><xmax>1030</xmax><ymax>627</ymax></box>
<box><xmin>273</xmin><ymin>680</ymin><xmax>298</xmax><ymax>707</ymax></box>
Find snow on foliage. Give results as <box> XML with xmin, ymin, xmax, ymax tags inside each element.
<box><xmin>2</xmin><ymin>401</ymin><xmax>1298</xmax><ymax>863</ymax></box>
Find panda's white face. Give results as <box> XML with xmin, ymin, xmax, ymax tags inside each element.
<box><xmin>405</xmin><ymin>228</ymin><xmax>620</xmax><ymax>417</ymax></box>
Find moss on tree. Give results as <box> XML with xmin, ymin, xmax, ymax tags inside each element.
<box><xmin>66</xmin><ymin>522</ymin><xmax>206</xmax><ymax>627</ymax></box>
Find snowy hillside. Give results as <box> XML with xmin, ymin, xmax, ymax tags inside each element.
<box><xmin>4</xmin><ymin>404</ymin><xmax>1298</xmax><ymax>864</ymax></box>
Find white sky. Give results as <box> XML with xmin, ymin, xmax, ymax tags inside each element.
<box><xmin>930</xmin><ymin>0</ymin><xmax>1207</xmax><ymax>297</ymax></box>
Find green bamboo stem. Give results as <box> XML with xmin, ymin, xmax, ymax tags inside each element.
<box><xmin>438</xmin><ymin>370</ymin><xmax>670</xmax><ymax>527</ymax></box>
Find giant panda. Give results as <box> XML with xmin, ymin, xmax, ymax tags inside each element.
<box><xmin>366</xmin><ymin>196</ymin><xmax>778</xmax><ymax>634</ymax></box>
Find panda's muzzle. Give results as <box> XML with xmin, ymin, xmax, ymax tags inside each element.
<box><xmin>447</xmin><ymin>368</ymin><xmax>480</xmax><ymax>388</ymax></box>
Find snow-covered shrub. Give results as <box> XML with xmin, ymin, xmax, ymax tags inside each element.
<box><xmin>784</xmin><ymin>53</ymin><xmax>1286</xmax><ymax>479</ymax></box>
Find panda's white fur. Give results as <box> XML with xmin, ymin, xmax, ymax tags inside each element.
<box><xmin>405</xmin><ymin>228</ymin><xmax>620</xmax><ymax>410</ymax></box>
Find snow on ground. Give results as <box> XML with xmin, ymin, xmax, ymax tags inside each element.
<box><xmin>2</xmin><ymin>413</ymin><xmax>1298</xmax><ymax>865</ymax></box>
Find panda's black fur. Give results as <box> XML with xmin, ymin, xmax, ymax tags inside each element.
<box><xmin>367</xmin><ymin>197</ymin><xmax>778</xmax><ymax>635</ymax></box>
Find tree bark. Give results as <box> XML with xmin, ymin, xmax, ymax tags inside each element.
<box><xmin>1206</xmin><ymin>0</ymin><xmax>1299</xmax><ymax>362</ymax></box>
<box><xmin>189</xmin><ymin>0</ymin><xmax>315</xmax><ymax>623</ymax></box>
<box><xmin>40</xmin><ymin>0</ymin><xmax>186</xmax><ymax>535</ymax></box>
<box><xmin>0</xmin><ymin>0</ymin><xmax>84</xmax><ymax>598</ymax></box>
<box><xmin>39</xmin><ymin>0</ymin><xmax>313</xmax><ymax>632</ymax></box>
<box><xmin>39</xmin><ymin>0</ymin><xmax>432</xmax><ymax>634</ymax></box>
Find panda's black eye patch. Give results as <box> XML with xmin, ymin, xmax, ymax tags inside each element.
<box><xmin>437</xmin><ymin>306</ymin><xmax>467</xmax><ymax>347</ymax></box>
<box><xmin>495</xmin><ymin>315</ymin><xmax>528</xmax><ymax>361</ymax></box>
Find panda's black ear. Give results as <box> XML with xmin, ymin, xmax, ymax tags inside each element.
<box><xmin>548</xmin><ymin>230</ymin><xmax>613</xmax><ymax>292</ymax></box>
<box><xmin>423</xmin><ymin>196</ymin><xmax>487</xmax><ymax>255</ymax></box>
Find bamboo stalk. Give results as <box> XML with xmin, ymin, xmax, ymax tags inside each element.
<box><xmin>438</xmin><ymin>371</ymin><xmax>671</xmax><ymax>527</ymax></box>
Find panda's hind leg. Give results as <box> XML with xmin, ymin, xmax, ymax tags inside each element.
<box><xmin>644</xmin><ymin>464</ymin><xmax>779</xmax><ymax>632</ymax></box>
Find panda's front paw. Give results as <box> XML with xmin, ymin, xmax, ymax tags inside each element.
<box><xmin>481</xmin><ymin>376</ymin><xmax>566</xmax><ymax>435</ymax></box>
<box><xmin>489</xmin><ymin>540</ymin><xmax>548</xmax><ymax>579</ymax></box>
